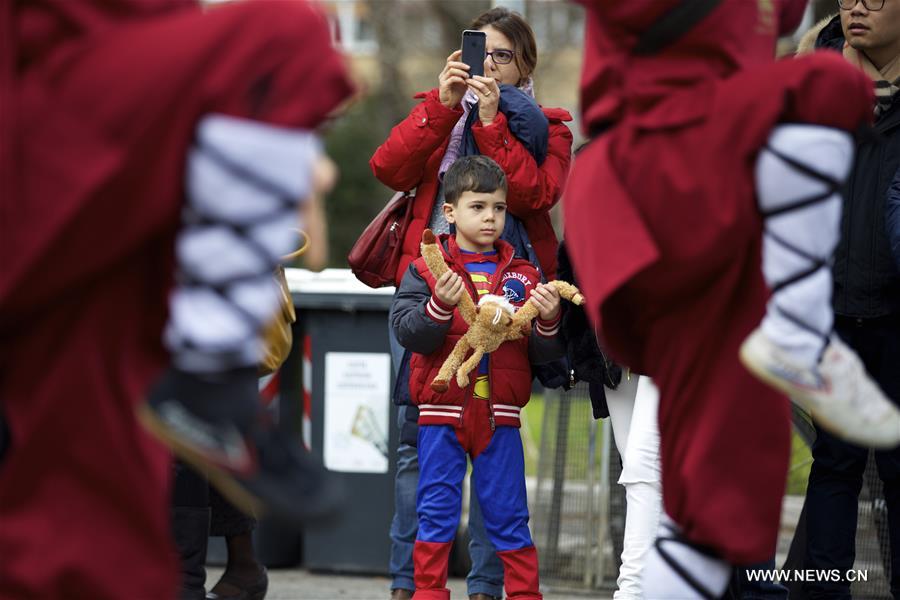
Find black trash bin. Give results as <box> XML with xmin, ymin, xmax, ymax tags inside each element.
<box><xmin>289</xmin><ymin>268</ymin><xmax>398</xmax><ymax>574</ymax></box>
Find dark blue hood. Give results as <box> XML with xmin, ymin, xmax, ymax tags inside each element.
<box><xmin>461</xmin><ymin>84</ymin><xmax>549</xmax><ymax>165</ymax></box>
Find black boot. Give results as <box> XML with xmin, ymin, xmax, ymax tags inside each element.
<box><xmin>142</xmin><ymin>367</ymin><xmax>346</xmax><ymax>527</ymax></box>
<box><xmin>173</xmin><ymin>506</ymin><xmax>211</xmax><ymax>600</ymax></box>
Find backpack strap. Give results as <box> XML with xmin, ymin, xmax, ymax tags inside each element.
<box><xmin>632</xmin><ymin>0</ymin><xmax>725</xmax><ymax>56</ymax></box>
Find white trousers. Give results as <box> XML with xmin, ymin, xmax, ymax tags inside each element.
<box><xmin>606</xmin><ymin>375</ymin><xmax>662</xmax><ymax>599</ymax></box>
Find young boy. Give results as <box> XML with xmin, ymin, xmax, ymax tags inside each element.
<box><xmin>391</xmin><ymin>155</ymin><xmax>562</xmax><ymax>600</ymax></box>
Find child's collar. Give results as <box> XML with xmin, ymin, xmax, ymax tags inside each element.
<box><xmin>441</xmin><ymin>233</ymin><xmax>515</xmax><ymax>265</ymax></box>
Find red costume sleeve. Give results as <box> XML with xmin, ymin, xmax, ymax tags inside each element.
<box><xmin>779</xmin><ymin>0</ymin><xmax>809</xmax><ymax>36</ymax></box>
<box><xmin>2</xmin><ymin>0</ymin><xmax>355</xmax><ymax>319</ymax></box>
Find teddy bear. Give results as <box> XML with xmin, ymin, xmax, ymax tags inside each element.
<box><xmin>419</xmin><ymin>229</ymin><xmax>584</xmax><ymax>392</ymax></box>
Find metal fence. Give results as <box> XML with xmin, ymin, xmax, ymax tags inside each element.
<box><xmin>855</xmin><ymin>460</ymin><xmax>892</xmax><ymax>599</ymax></box>
<box><xmin>529</xmin><ymin>383</ymin><xmax>622</xmax><ymax>593</ymax></box>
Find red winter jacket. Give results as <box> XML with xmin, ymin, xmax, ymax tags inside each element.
<box><xmin>370</xmin><ymin>88</ymin><xmax>573</xmax><ymax>284</ymax></box>
<box><xmin>390</xmin><ymin>236</ymin><xmax>564</xmax><ymax>429</ymax></box>
<box><xmin>565</xmin><ymin>0</ymin><xmax>873</xmax><ymax>372</ymax></box>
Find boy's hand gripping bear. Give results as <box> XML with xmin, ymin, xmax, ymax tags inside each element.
<box><xmin>419</xmin><ymin>229</ymin><xmax>584</xmax><ymax>392</ymax></box>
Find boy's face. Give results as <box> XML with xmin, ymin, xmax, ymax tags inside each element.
<box><xmin>443</xmin><ymin>189</ymin><xmax>507</xmax><ymax>253</ymax></box>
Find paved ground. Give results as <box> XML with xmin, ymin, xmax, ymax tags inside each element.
<box><xmin>199</xmin><ymin>496</ymin><xmax>804</xmax><ymax>600</ymax></box>
<box><xmin>206</xmin><ymin>567</ymin><xmax>613</xmax><ymax>600</ymax></box>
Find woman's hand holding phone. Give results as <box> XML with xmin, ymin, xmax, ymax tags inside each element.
<box><xmin>439</xmin><ymin>50</ymin><xmax>470</xmax><ymax>110</ymax></box>
<box><xmin>466</xmin><ymin>76</ymin><xmax>501</xmax><ymax>126</ymax></box>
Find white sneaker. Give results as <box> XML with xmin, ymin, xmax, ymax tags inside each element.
<box><xmin>740</xmin><ymin>328</ymin><xmax>900</xmax><ymax>449</ymax></box>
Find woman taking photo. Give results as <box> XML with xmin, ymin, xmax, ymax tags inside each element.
<box><xmin>371</xmin><ymin>7</ymin><xmax>572</xmax><ymax>284</ymax></box>
<box><xmin>370</xmin><ymin>7</ymin><xmax>573</xmax><ymax>599</ymax></box>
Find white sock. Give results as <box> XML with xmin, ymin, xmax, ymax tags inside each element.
<box><xmin>166</xmin><ymin>115</ymin><xmax>321</xmax><ymax>373</ymax></box>
<box><xmin>755</xmin><ymin>124</ymin><xmax>854</xmax><ymax>367</ymax></box>
<box><xmin>643</xmin><ymin>514</ymin><xmax>732</xmax><ymax>600</ymax></box>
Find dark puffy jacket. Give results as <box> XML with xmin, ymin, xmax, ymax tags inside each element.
<box><xmin>817</xmin><ymin>17</ymin><xmax>900</xmax><ymax>317</ymax></box>
<box><xmin>556</xmin><ymin>241</ymin><xmax>623</xmax><ymax>420</ymax></box>
<box><xmin>888</xmin><ymin>166</ymin><xmax>900</xmax><ymax>272</ymax></box>
<box><xmin>390</xmin><ymin>235</ymin><xmax>564</xmax><ymax>429</ymax></box>
<box><xmin>370</xmin><ymin>88</ymin><xmax>573</xmax><ymax>284</ymax></box>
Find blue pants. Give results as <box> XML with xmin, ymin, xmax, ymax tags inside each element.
<box><xmin>390</xmin><ymin>408</ymin><xmax>504</xmax><ymax>595</ymax></box>
<box><xmin>388</xmin><ymin>317</ymin><xmax>502</xmax><ymax>596</ymax></box>
<box><xmin>413</xmin><ymin>424</ymin><xmax>540</xmax><ymax>598</ymax></box>
<box><xmin>416</xmin><ymin>425</ymin><xmax>533</xmax><ymax>552</ymax></box>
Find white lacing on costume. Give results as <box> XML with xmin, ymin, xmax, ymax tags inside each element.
<box><xmin>166</xmin><ymin>115</ymin><xmax>320</xmax><ymax>372</ymax></box>
<box><xmin>653</xmin><ymin>522</ymin><xmax>729</xmax><ymax>600</ymax></box>
<box><xmin>758</xmin><ymin>141</ymin><xmax>845</xmax><ymax>357</ymax></box>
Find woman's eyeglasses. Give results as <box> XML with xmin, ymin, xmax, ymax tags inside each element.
<box><xmin>486</xmin><ymin>49</ymin><xmax>515</xmax><ymax>65</ymax></box>
<box><xmin>837</xmin><ymin>0</ymin><xmax>885</xmax><ymax>11</ymax></box>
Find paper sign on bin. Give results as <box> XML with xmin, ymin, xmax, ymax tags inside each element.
<box><xmin>324</xmin><ymin>352</ymin><xmax>391</xmax><ymax>473</ymax></box>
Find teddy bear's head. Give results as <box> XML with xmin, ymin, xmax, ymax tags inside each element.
<box><xmin>475</xmin><ymin>294</ymin><xmax>516</xmax><ymax>333</ymax></box>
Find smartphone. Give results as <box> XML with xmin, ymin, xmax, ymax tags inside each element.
<box><xmin>461</xmin><ymin>30</ymin><xmax>486</xmax><ymax>79</ymax></box>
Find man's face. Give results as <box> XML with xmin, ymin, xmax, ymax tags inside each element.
<box><xmin>840</xmin><ymin>0</ymin><xmax>900</xmax><ymax>61</ymax></box>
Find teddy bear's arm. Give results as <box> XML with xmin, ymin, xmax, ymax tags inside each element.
<box><xmin>431</xmin><ymin>337</ymin><xmax>472</xmax><ymax>393</ymax></box>
<box><xmin>508</xmin><ymin>281</ymin><xmax>582</xmax><ymax>337</ymax></box>
<box><xmin>510</xmin><ymin>301</ymin><xmax>540</xmax><ymax>336</ymax></box>
<box><xmin>421</xmin><ymin>229</ymin><xmax>477</xmax><ymax>326</ymax></box>
<box><xmin>455</xmin><ymin>343</ymin><xmax>486</xmax><ymax>390</ymax></box>
<box><xmin>551</xmin><ymin>280</ymin><xmax>584</xmax><ymax>305</ymax></box>
<box><xmin>457</xmin><ymin>293</ymin><xmax>477</xmax><ymax>326</ymax></box>
<box><xmin>421</xmin><ymin>230</ymin><xmax>450</xmax><ymax>280</ymax></box>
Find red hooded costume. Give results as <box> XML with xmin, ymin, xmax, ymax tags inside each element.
<box><xmin>0</xmin><ymin>1</ymin><xmax>353</xmax><ymax>597</ymax></box>
<box><xmin>565</xmin><ymin>0</ymin><xmax>874</xmax><ymax>563</ymax></box>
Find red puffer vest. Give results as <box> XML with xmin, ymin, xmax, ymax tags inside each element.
<box><xmin>408</xmin><ymin>236</ymin><xmax>540</xmax><ymax>428</ymax></box>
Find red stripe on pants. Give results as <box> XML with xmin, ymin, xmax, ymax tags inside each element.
<box><xmin>413</xmin><ymin>540</ymin><xmax>453</xmax><ymax>598</ymax></box>
<box><xmin>498</xmin><ymin>546</ymin><xmax>543</xmax><ymax>599</ymax></box>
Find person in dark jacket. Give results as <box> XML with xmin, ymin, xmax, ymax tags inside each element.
<box><xmin>392</xmin><ymin>156</ymin><xmax>563</xmax><ymax>600</ymax></box>
<box><xmin>796</xmin><ymin>5</ymin><xmax>900</xmax><ymax>599</ymax></box>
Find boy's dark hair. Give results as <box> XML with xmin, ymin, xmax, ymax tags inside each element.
<box><xmin>443</xmin><ymin>155</ymin><xmax>507</xmax><ymax>205</ymax></box>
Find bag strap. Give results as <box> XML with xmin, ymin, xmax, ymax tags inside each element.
<box><xmin>281</xmin><ymin>229</ymin><xmax>309</xmax><ymax>262</ymax></box>
<box><xmin>631</xmin><ymin>0</ymin><xmax>725</xmax><ymax>56</ymax></box>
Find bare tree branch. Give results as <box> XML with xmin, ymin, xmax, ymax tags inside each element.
<box><xmin>370</xmin><ymin>0</ymin><xmax>414</xmax><ymax>127</ymax></box>
<box><xmin>426</xmin><ymin>0</ymin><xmax>491</xmax><ymax>51</ymax></box>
